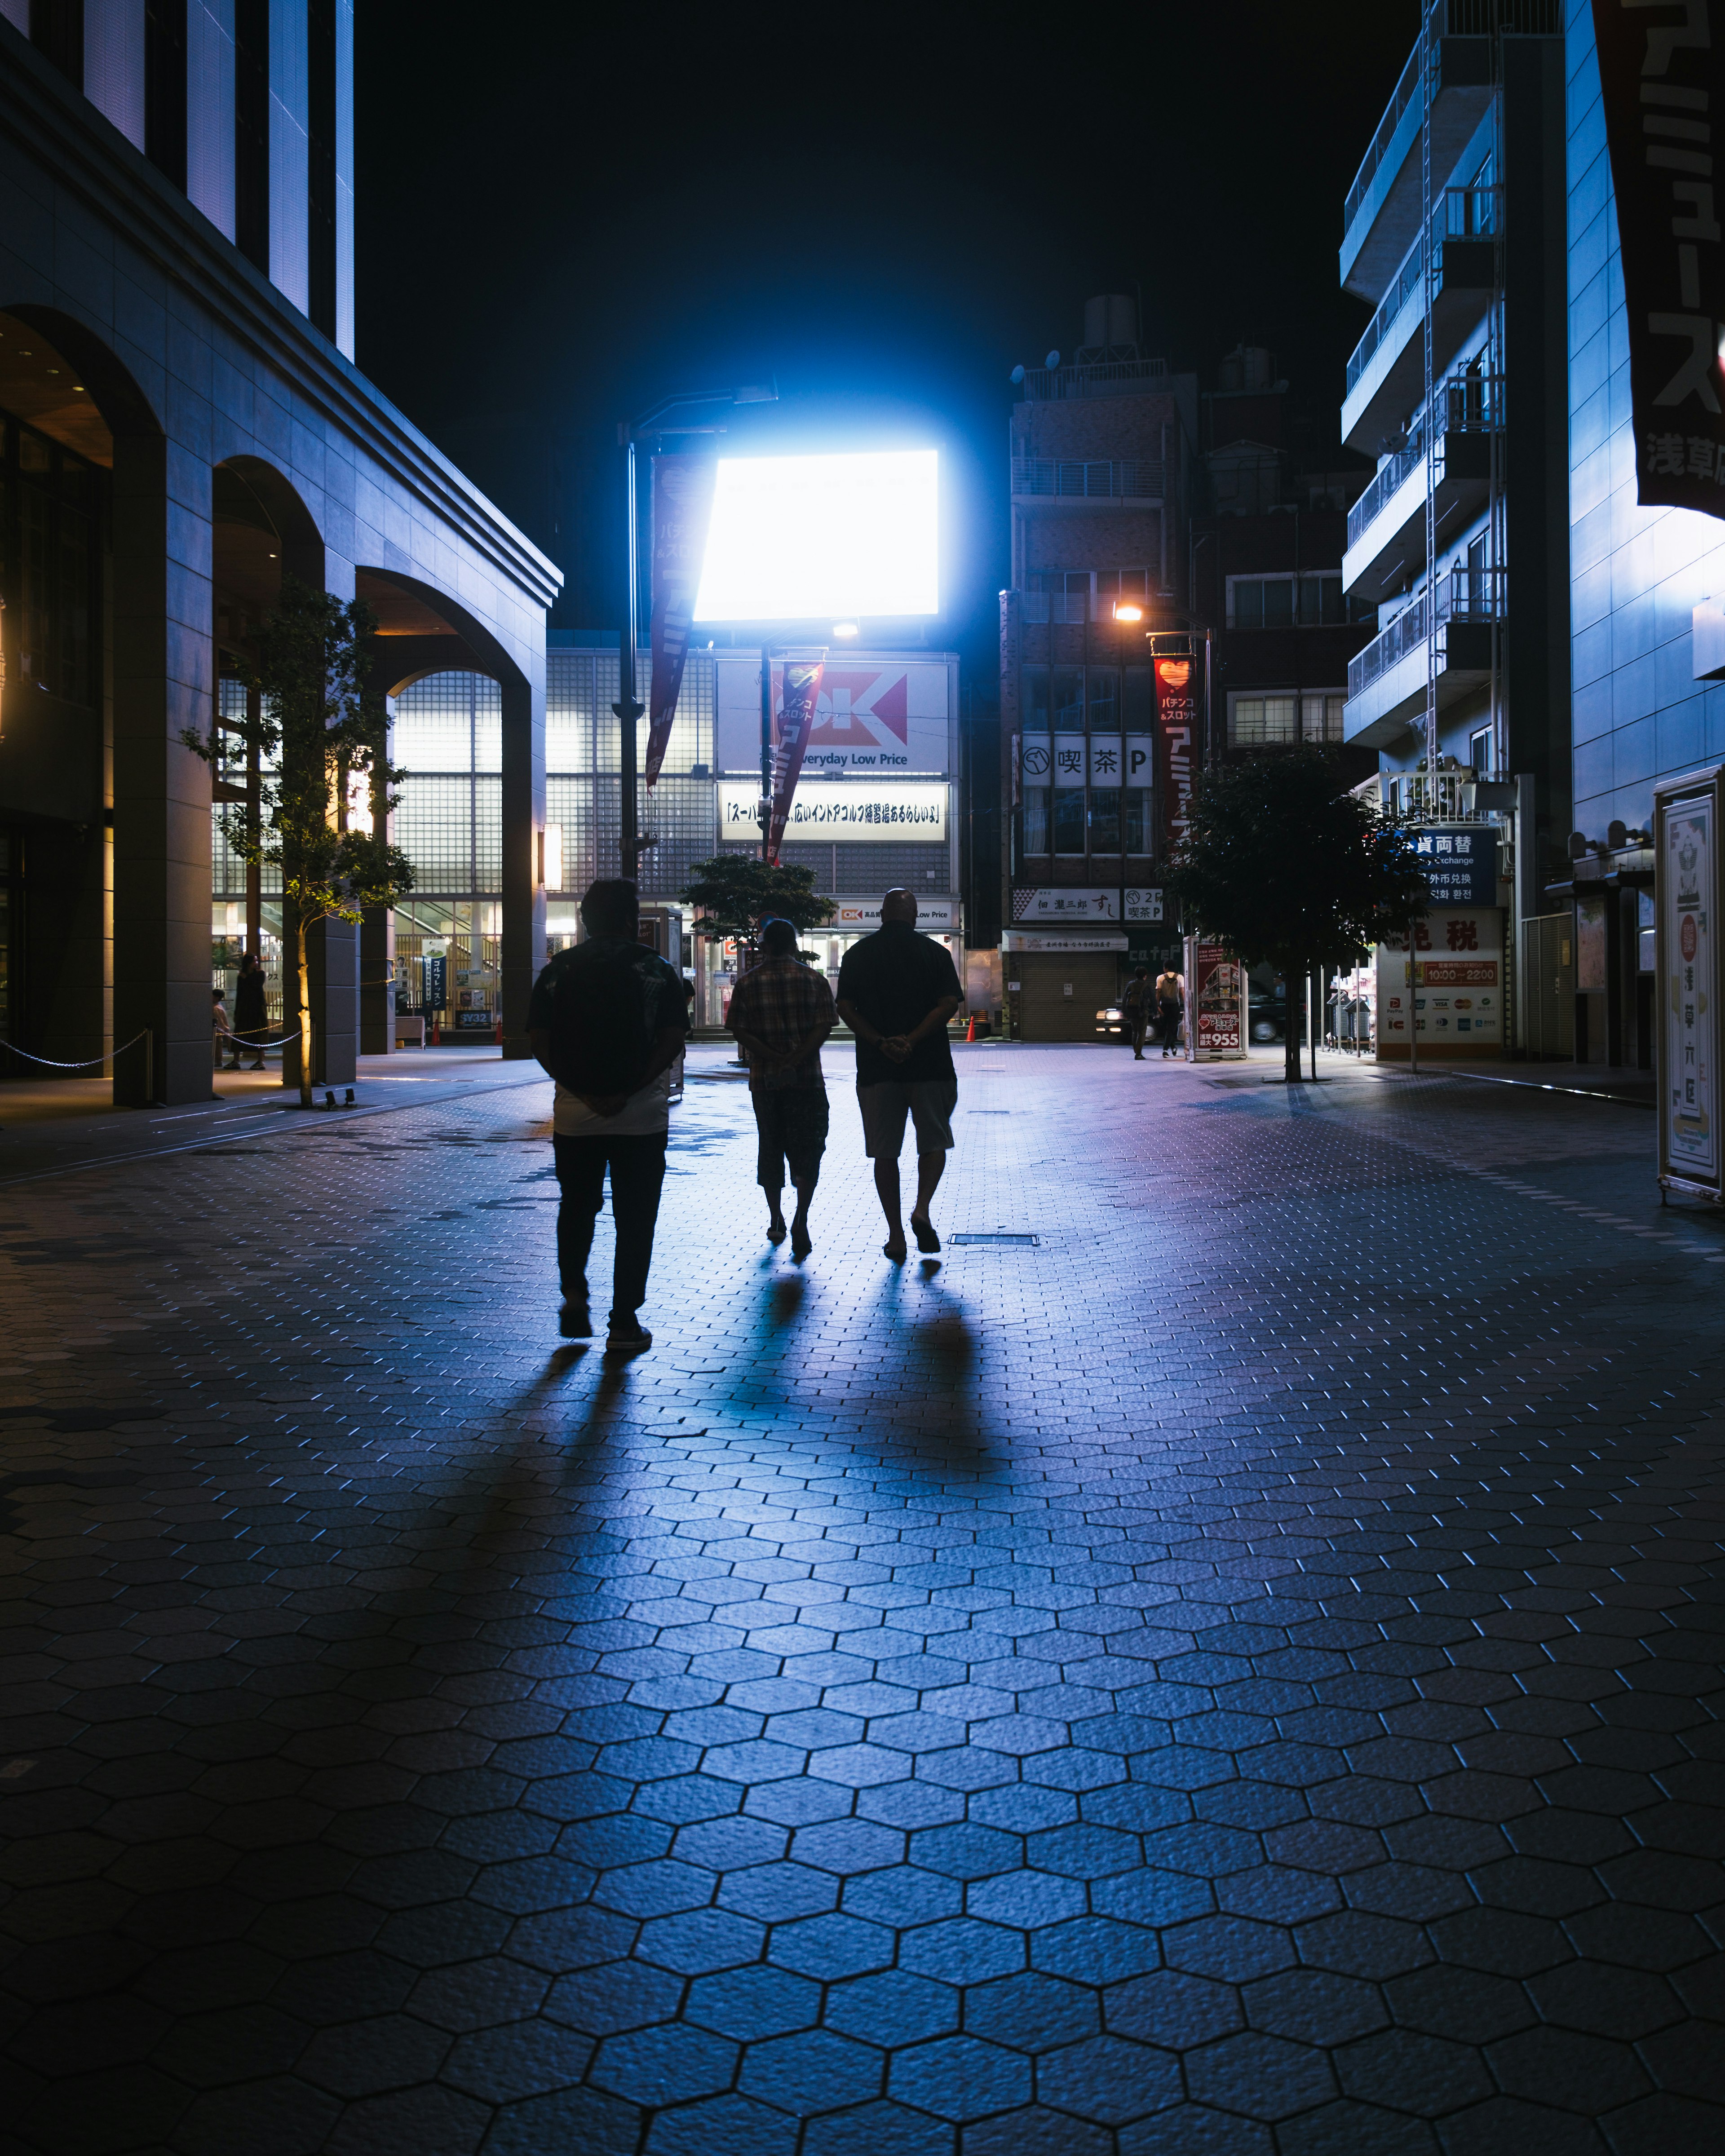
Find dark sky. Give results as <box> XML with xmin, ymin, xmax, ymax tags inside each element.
<box><xmin>355</xmin><ymin>0</ymin><xmax>1420</xmax><ymax>677</ymax></box>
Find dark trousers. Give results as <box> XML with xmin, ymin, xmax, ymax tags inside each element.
<box><xmin>553</xmin><ymin>1132</ymin><xmax>667</xmax><ymax>1320</ymax></box>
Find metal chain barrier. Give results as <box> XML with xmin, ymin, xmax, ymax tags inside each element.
<box><xmin>0</xmin><ymin>1031</ymin><xmax>152</xmax><ymax>1071</ymax></box>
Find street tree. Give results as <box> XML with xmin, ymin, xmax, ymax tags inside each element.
<box><xmin>1167</xmin><ymin>748</ymin><xmax>1430</xmax><ymax>1081</ymax></box>
<box><xmin>186</xmin><ymin>576</ymin><xmax>413</xmax><ymax>1107</ymax></box>
<box><xmin>678</xmin><ymin>855</ymin><xmax>836</xmax><ymax>948</ymax></box>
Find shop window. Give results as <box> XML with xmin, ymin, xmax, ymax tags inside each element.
<box><xmin>1301</xmin><ymin>694</ymin><xmax>1345</xmax><ymax>743</ymax></box>
<box><xmin>2</xmin><ymin>411</ymin><xmax>99</xmax><ymax>709</ymax></box>
<box><xmin>1053</xmin><ymin>790</ymin><xmax>1086</xmax><ymax>854</ymax></box>
<box><xmin>1089</xmin><ymin>788</ymin><xmax>1122</xmax><ymax>853</ymax></box>
<box><xmin>1230</xmin><ymin>695</ymin><xmax>1297</xmax><ymax>746</ymax></box>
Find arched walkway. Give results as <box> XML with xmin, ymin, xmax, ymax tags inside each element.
<box><xmin>355</xmin><ymin>568</ymin><xmax>544</xmax><ymax>1057</ymax></box>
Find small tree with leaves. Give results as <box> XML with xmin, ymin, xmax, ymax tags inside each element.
<box><xmin>678</xmin><ymin>855</ymin><xmax>836</xmax><ymax>948</ymax></box>
<box><xmin>1167</xmin><ymin>749</ymin><xmax>1430</xmax><ymax>1081</ymax></box>
<box><xmin>186</xmin><ymin>576</ymin><xmax>413</xmax><ymax>1107</ymax></box>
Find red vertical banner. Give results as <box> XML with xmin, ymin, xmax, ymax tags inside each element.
<box><xmin>1153</xmin><ymin>655</ymin><xmax>1196</xmax><ymax>862</ymax></box>
<box><xmin>645</xmin><ymin>455</ymin><xmax>717</xmax><ymax>789</ymax></box>
<box><xmin>768</xmin><ymin>656</ymin><xmax>826</xmax><ymax>863</ymax></box>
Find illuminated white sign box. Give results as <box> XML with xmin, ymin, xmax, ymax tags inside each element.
<box><xmin>694</xmin><ymin>450</ymin><xmax>939</xmax><ymax>622</ymax></box>
<box><xmin>719</xmin><ymin>781</ymin><xmax>947</xmax><ymax>844</ymax></box>
<box><xmin>716</xmin><ymin>658</ymin><xmax>951</xmax><ymax>776</ymax></box>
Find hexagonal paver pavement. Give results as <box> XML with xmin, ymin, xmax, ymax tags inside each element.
<box><xmin>2</xmin><ymin>1044</ymin><xmax>1723</xmax><ymax>2153</ymax></box>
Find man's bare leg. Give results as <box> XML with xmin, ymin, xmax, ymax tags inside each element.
<box><xmin>790</xmin><ymin>1176</ymin><xmax>816</xmax><ymax>1257</ymax></box>
<box><xmin>874</xmin><ymin>1159</ymin><xmax>907</xmax><ymax>1260</ymax></box>
<box><xmin>909</xmin><ymin>1150</ymin><xmax>945</xmax><ymax>1252</ymax></box>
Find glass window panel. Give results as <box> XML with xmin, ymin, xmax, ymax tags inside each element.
<box><xmin>394</xmin><ymin>775</ymin><xmax>476</xmax><ymax>889</ymax></box>
<box><xmin>58</xmin><ymin>505</ymin><xmax>89</xmax><ymax>704</ymax></box>
<box><xmin>1301</xmin><ymin>694</ymin><xmax>1328</xmax><ymax>742</ymax></box>
<box><xmin>473</xmin><ymin>677</ymin><xmax>502</xmax><ymax>773</ymax></box>
<box><xmin>1262</xmin><ymin>579</ymin><xmax>1294</xmax><ymax>627</ymax></box>
<box><xmin>1053</xmin><ymin>789</ymin><xmax>1086</xmax><ymax>854</ymax></box>
<box><xmin>1125</xmin><ymin>789</ymin><xmax>1150</xmax><ymax>853</ymax></box>
<box><xmin>1023</xmin><ymin>787</ymin><xmax>1050</xmax><ymax>854</ymax></box>
<box><xmin>1052</xmin><ymin>667</ymin><xmax>1084</xmax><ymax>724</ymax></box>
<box><xmin>1021</xmin><ymin>665</ymin><xmax>1050</xmax><ymax>729</ymax></box>
<box><xmin>20</xmin><ymin>483</ymin><xmax>51</xmax><ymax>685</ymax></box>
<box><xmin>391</xmin><ymin>673</ymin><xmax>473</xmax><ymax>773</ymax></box>
<box><xmin>1087</xmin><ymin>669</ymin><xmax>1119</xmax><ymax>727</ymax></box>
<box><xmin>1123</xmin><ymin>667</ymin><xmax>1153</xmax><ymax>727</ymax></box>
<box><xmin>1233</xmin><ymin>579</ymin><xmax>1263</xmax><ymax>629</ymax></box>
<box><xmin>1089</xmin><ymin>788</ymin><xmax>1121</xmax><ymax>853</ymax></box>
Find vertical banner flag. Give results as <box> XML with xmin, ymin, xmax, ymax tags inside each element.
<box><xmin>1656</xmin><ymin>767</ymin><xmax>1721</xmax><ymax>1193</ymax></box>
<box><xmin>645</xmin><ymin>455</ymin><xmax>717</xmax><ymax>787</ymax></box>
<box><xmin>767</xmin><ymin>656</ymin><xmax>827</xmax><ymax>863</ymax></box>
<box><xmin>1153</xmin><ymin>655</ymin><xmax>1196</xmax><ymax>860</ymax></box>
<box><xmin>1591</xmin><ymin>4</ymin><xmax>1725</xmax><ymax>515</ymax></box>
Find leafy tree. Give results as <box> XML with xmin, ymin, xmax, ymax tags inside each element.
<box><xmin>1167</xmin><ymin>749</ymin><xmax>1429</xmax><ymax>1081</ymax></box>
<box><xmin>185</xmin><ymin>576</ymin><xmax>413</xmax><ymax>1107</ymax></box>
<box><xmin>678</xmin><ymin>855</ymin><xmax>836</xmax><ymax>944</ymax></box>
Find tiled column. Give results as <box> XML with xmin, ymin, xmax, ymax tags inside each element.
<box><xmin>111</xmin><ymin>433</ymin><xmax>214</xmax><ymax>1106</ymax></box>
<box><xmin>499</xmin><ymin>671</ymin><xmax>544</xmax><ymax>1057</ymax></box>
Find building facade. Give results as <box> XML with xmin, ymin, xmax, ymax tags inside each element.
<box><xmin>0</xmin><ymin>5</ymin><xmax>559</xmax><ymax>1102</ymax></box>
<box><xmin>1000</xmin><ymin>296</ymin><xmax>1197</xmax><ymax>1039</ymax></box>
<box><xmin>358</xmin><ymin>641</ymin><xmax>964</xmax><ymax>1033</ymax></box>
<box><xmin>1338</xmin><ymin>0</ymin><xmax>1569</xmax><ymax>1059</ymax></box>
<box><xmin>1562</xmin><ymin>0</ymin><xmax>1725</xmax><ymax>1071</ymax></box>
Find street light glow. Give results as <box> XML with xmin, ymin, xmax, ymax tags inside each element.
<box><xmin>693</xmin><ymin>449</ymin><xmax>939</xmax><ymax>622</ymax></box>
<box><xmin>1114</xmin><ymin>601</ymin><xmax>1145</xmax><ymax>623</ymax></box>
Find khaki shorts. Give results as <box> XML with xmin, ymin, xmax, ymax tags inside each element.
<box><xmin>857</xmin><ymin>1079</ymin><xmax>958</xmax><ymax>1158</ymax></box>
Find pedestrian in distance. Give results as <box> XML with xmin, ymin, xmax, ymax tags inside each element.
<box><xmin>1154</xmin><ymin>962</ymin><xmax>1185</xmax><ymax>1060</ymax></box>
<box><xmin>1123</xmin><ymin>965</ymin><xmax>1153</xmax><ymax>1059</ymax></box>
<box><xmin>527</xmin><ymin>878</ymin><xmax>688</xmax><ymax>1355</ymax></box>
<box><xmin>726</xmin><ymin>917</ymin><xmax>836</xmax><ymax>1258</ymax></box>
<box><xmin>232</xmin><ymin>952</ymin><xmax>269</xmax><ymax>1070</ymax></box>
<box><xmin>212</xmin><ymin>988</ymin><xmax>235</xmax><ymax>1069</ymax></box>
<box><xmin>836</xmin><ymin>888</ymin><xmax>963</xmax><ymax>1261</ymax></box>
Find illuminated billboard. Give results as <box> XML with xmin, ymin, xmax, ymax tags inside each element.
<box><xmin>692</xmin><ymin>450</ymin><xmax>939</xmax><ymax>623</ymax></box>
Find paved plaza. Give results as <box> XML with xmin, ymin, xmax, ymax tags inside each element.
<box><xmin>0</xmin><ymin>1044</ymin><xmax>1721</xmax><ymax>2155</ymax></box>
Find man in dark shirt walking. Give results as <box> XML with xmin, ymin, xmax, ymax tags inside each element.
<box><xmin>836</xmin><ymin>889</ymin><xmax>963</xmax><ymax>1260</ymax></box>
<box><xmin>527</xmin><ymin>879</ymin><xmax>687</xmax><ymax>1354</ymax></box>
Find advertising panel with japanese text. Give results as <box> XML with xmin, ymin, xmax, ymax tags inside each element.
<box><xmin>718</xmin><ymin>780</ymin><xmax>946</xmax><ymax>843</ymax></box>
<box><xmin>1375</xmin><ymin>908</ymin><xmax>1503</xmax><ymax>1057</ymax></box>
<box><xmin>1184</xmin><ymin>937</ymin><xmax>1245</xmax><ymax>1061</ymax></box>
<box><xmin>1656</xmin><ymin>768</ymin><xmax>1722</xmax><ymax>1196</ymax></box>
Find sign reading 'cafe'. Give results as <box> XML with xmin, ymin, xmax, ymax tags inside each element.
<box><xmin>1593</xmin><ymin>0</ymin><xmax>1725</xmax><ymax>515</ymax></box>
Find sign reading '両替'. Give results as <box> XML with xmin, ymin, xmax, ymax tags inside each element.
<box><xmin>1590</xmin><ymin>4</ymin><xmax>1725</xmax><ymax>518</ymax></box>
<box><xmin>1411</xmin><ymin>826</ymin><xmax>1499</xmax><ymax>906</ymax></box>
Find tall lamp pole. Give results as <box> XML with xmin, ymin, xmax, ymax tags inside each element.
<box><xmin>616</xmin><ymin>380</ymin><xmax>778</xmax><ymax>882</ymax></box>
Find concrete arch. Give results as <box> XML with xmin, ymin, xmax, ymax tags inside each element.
<box><xmin>354</xmin><ymin>566</ymin><xmax>543</xmax><ymax>1054</ymax></box>
<box><xmin>0</xmin><ymin>301</ymin><xmax>162</xmax><ymax>449</ymax></box>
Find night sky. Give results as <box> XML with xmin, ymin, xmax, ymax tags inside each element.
<box><xmin>355</xmin><ymin>1</ymin><xmax>1420</xmax><ymax>677</ymax></box>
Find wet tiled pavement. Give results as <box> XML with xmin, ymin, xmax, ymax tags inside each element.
<box><xmin>1</xmin><ymin>1044</ymin><xmax>1721</xmax><ymax>2154</ymax></box>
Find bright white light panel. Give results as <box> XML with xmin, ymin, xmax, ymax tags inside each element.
<box><xmin>693</xmin><ymin>449</ymin><xmax>939</xmax><ymax>622</ymax></box>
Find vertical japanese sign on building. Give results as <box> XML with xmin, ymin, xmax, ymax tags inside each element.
<box><xmin>1655</xmin><ymin>765</ymin><xmax>1722</xmax><ymax>1196</ymax></box>
<box><xmin>1591</xmin><ymin>5</ymin><xmax>1725</xmax><ymax>517</ymax></box>
<box><xmin>646</xmin><ymin>455</ymin><xmax>717</xmax><ymax>787</ymax></box>
<box><xmin>1153</xmin><ymin>656</ymin><xmax>1197</xmax><ymax>861</ymax></box>
<box><xmin>767</xmin><ymin>656</ymin><xmax>826</xmax><ymax>863</ymax></box>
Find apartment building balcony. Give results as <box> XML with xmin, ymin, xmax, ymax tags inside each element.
<box><xmin>1343</xmin><ymin>372</ymin><xmax>1502</xmax><ymax>602</ymax></box>
<box><xmin>1339</xmin><ymin>12</ymin><xmax>1495</xmax><ymax>299</ymax></box>
<box><xmin>1012</xmin><ymin>458</ymin><xmax>1166</xmax><ymax>508</ymax></box>
<box><xmin>1344</xmin><ymin>566</ymin><xmax>1504</xmax><ymax>747</ymax></box>
<box><xmin>1341</xmin><ymin>194</ymin><xmax>1497</xmax><ymax>454</ymax></box>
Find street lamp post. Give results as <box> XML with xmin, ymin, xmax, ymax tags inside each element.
<box><xmin>616</xmin><ymin>381</ymin><xmax>778</xmax><ymax>881</ymax></box>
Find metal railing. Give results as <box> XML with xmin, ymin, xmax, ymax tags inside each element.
<box><xmin>1017</xmin><ymin>590</ymin><xmax>1160</xmax><ymax>625</ymax></box>
<box><xmin>1017</xmin><ymin>358</ymin><xmax>1168</xmax><ymax>401</ymax></box>
<box><xmin>1344</xmin><ymin>33</ymin><xmax>1424</xmax><ymax>234</ymax></box>
<box><xmin>1346</xmin><ymin>368</ymin><xmax>1504</xmax><ymax>549</ymax></box>
<box><xmin>1344</xmin><ymin>187</ymin><xmax>1501</xmax><ymax>397</ymax></box>
<box><xmin>1349</xmin><ymin>564</ymin><xmax>1506</xmax><ymax>697</ymax></box>
<box><xmin>1012</xmin><ymin>458</ymin><xmax>1166</xmax><ymax>501</ymax></box>
<box><xmin>1355</xmin><ymin>768</ymin><xmax>1503</xmax><ymax>822</ymax></box>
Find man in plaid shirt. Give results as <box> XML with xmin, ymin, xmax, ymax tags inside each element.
<box><xmin>726</xmin><ymin>918</ymin><xmax>837</xmax><ymax>1258</ymax></box>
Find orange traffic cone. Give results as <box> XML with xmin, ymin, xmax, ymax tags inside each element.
<box><xmin>965</xmin><ymin>1013</ymin><xmax>978</xmax><ymax>1042</ymax></box>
